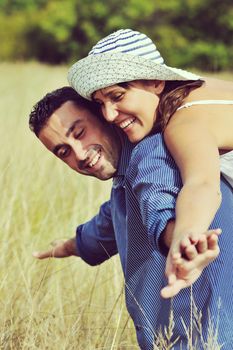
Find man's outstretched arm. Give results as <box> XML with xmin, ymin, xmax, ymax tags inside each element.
<box><xmin>33</xmin><ymin>200</ymin><xmax>118</xmax><ymax>266</ymax></box>
<box><xmin>128</xmin><ymin>134</ymin><xmax>221</xmax><ymax>299</ymax></box>
<box><xmin>33</xmin><ymin>238</ymin><xmax>78</xmax><ymax>259</ymax></box>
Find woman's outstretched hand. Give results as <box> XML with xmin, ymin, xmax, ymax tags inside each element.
<box><xmin>161</xmin><ymin>228</ymin><xmax>221</xmax><ymax>299</ymax></box>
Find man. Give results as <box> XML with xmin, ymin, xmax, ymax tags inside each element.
<box><xmin>29</xmin><ymin>87</ymin><xmax>233</xmax><ymax>349</ymax></box>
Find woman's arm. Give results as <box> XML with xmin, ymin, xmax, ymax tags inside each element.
<box><xmin>164</xmin><ymin>111</ymin><xmax>222</xmax><ymax>257</ymax></box>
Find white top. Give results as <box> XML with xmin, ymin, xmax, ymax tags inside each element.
<box><xmin>177</xmin><ymin>100</ymin><xmax>233</xmax><ymax>187</ymax></box>
<box><xmin>177</xmin><ymin>99</ymin><xmax>233</xmax><ymax>110</ymax></box>
<box><xmin>220</xmin><ymin>151</ymin><xmax>233</xmax><ymax>187</ymax></box>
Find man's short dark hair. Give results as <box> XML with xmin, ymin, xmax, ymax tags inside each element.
<box><xmin>29</xmin><ymin>86</ymin><xmax>102</xmax><ymax>136</ymax></box>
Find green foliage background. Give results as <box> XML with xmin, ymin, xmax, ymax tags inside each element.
<box><xmin>0</xmin><ymin>0</ymin><xmax>232</xmax><ymax>70</ymax></box>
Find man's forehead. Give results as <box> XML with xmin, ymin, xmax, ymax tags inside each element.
<box><xmin>54</xmin><ymin>101</ymin><xmax>87</xmax><ymax>124</ymax></box>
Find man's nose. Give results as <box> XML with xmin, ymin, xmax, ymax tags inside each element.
<box><xmin>103</xmin><ymin>103</ymin><xmax>118</xmax><ymax>122</ymax></box>
<box><xmin>73</xmin><ymin>143</ymin><xmax>86</xmax><ymax>162</ymax></box>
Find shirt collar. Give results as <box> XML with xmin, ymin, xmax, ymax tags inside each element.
<box><xmin>115</xmin><ymin>131</ymin><xmax>135</xmax><ymax>177</ymax></box>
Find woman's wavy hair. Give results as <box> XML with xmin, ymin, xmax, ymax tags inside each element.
<box><xmin>155</xmin><ymin>79</ymin><xmax>204</xmax><ymax>132</ymax></box>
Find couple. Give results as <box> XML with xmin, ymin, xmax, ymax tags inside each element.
<box><xmin>30</xmin><ymin>29</ymin><xmax>233</xmax><ymax>349</ymax></box>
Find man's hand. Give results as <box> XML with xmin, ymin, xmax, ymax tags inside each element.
<box><xmin>161</xmin><ymin>229</ymin><xmax>221</xmax><ymax>299</ymax></box>
<box><xmin>33</xmin><ymin>238</ymin><xmax>79</xmax><ymax>259</ymax></box>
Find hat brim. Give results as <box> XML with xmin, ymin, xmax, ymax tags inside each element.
<box><xmin>68</xmin><ymin>53</ymin><xmax>201</xmax><ymax>100</ymax></box>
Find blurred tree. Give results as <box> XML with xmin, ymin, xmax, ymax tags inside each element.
<box><xmin>0</xmin><ymin>0</ymin><xmax>232</xmax><ymax>70</ymax></box>
<box><xmin>25</xmin><ymin>1</ymin><xmax>77</xmax><ymax>63</ymax></box>
<box><xmin>0</xmin><ymin>0</ymin><xmax>46</xmax><ymax>13</ymax></box>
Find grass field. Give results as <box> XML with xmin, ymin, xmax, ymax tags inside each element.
<box><xmin>0</xmin><ymin>63</ymin><xmax>232</xmax><ymax>349</ymax></box>
<box><xmin>0</xmin><ymin>63</ymin><xmax>137</xmax><ymax>349</ymax></box>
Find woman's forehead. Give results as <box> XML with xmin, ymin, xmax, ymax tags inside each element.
<box><xmin>93</xmin><ymin>85</ymin><xmax>120</xmax><ymax>99</ymax></box>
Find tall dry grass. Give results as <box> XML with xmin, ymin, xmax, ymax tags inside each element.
<box><xmin>0</xmin><ymin>63</ymin><xmax>231</xmax><ymax>349</ymax></box>
<box><xmin>0</xmin><ymin>63</ymin><xmax>137</xmax><ymax>349</ymax></box>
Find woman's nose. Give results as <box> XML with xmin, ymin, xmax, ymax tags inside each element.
<box><xmin>103</xmin><ymin>103</ymin><xmax>118</xmax><ymax>122</ymax></box>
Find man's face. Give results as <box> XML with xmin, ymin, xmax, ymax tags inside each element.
<box><xmin>38</xmin><ymin>101</ymin><xmax>120</xmax><ymax>180</ymax></box>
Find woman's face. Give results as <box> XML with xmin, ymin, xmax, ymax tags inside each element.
<box><xmin>93</xmin><ymin>80</ymin><xmax>165</xmax><ymax>143</ymax></box>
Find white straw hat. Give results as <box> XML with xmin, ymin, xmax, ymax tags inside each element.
<box><xmin>68</xmin><ymin>29</ymin><xmax>200</xmax><ymax>100</ymax></box>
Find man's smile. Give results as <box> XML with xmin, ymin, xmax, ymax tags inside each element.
<box><xmin>87</xmin><ymin>149</ymin><xmax>101</xmax><ymax>168</ymax></box>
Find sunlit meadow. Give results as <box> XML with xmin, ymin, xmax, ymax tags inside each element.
<box><xmin>0</xmin><ymin>63</ymin><xmax>137</xmax><ymax>349</ymax></box>
<box><xmin>0</xmin><ymin>63</ymin><xmax>231</xmax><ymax>349</ymax></box>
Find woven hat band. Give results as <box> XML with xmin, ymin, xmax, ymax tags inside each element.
<box><xmin>89</xmin><ymin>29</ymin><xmax>164</xmax><ymax>64</ymax></box>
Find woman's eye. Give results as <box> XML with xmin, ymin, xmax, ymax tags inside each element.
<box><xmin>93</xmin><ymin>99</ymin><xmax>103</xmax><ymax>106</ymax></box>
<box><xmin>74</xmin><ymin>129</ymin><xmax>84</xmax><ymax>139</ymax></box>
<box><xmin>113</xmin><ymin>93</ymin><xmax>124</xmax><ymax>101</ymax></box>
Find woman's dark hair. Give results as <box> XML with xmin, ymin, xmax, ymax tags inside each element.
<box><xmin>29</xmin><ymin>86</ymin><xmax>101</xmax><ymax>136</ymax></box>
<box><xmin>155</xmin><ymin>79</ymin><xmax>204</xmax><ymax>132</ymax></box>
<box><xmin>119</xmin><ymin>79</ymin><xmax>204</xmax><ymax>133</ymax></box>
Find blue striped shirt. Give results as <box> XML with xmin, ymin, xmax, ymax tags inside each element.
<box><xmin>77</xmin><ymin>133</ymin><xmax>233</xmax><ymax>349</ymax></box>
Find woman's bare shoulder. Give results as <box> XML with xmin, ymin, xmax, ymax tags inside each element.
<box><xmin>171</xmin><ymin>76</ymin><xmax>233</xmax><ymax>105</ymax></box>
<box><xmin>199</xmin><ymin>77</ymin><xmax>233</xmax><ymax>96</ymax></box>
<box><xmin>166</xmin><ymin>76</ymin><xmax>233</xmax><ymax>149</ymax></box>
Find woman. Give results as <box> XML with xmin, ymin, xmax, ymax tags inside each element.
<box><xmin>68</xmin><ymin>29</ymin><xmax>233</xmax><ymax>284</ymax></box>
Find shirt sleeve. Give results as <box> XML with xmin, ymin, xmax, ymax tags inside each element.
<box><xmin>127</xmin><ymin>135</ymin><xmax>182</xmax><ymax>252</ymax></box>
<box><xmin>76</xmin><ymin>200</ymin><xmax>118</xmax><ymax>266</ymax></box>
